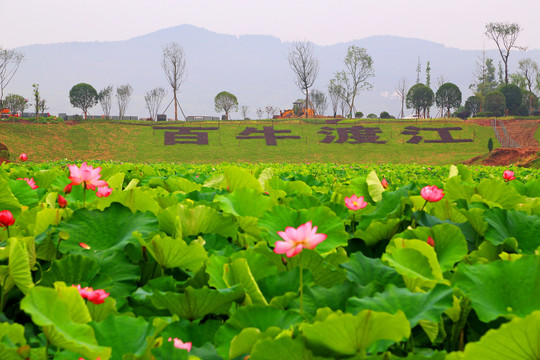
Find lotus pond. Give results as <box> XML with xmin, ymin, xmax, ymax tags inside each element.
<box><xmin>0</xmin><ymin>161</ymin><xmax>539</xmax><ymax>359</ymax></box>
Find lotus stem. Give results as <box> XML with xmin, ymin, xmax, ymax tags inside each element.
<box><xmin>299</xmin><ymin>252</ymin><xmax>303</xmax><ymax>315</ymax></box>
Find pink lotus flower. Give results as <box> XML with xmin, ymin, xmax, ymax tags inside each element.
<box><xmin>503</xmin><ymin>170</ymin><xmax>515</xmax><ymax>182</ymax></box>
<box><xmin>427</xmin><ymin>236</ymin><xmax>435</xmax><ymax>247</ymax></box>
<box><xmin>96</xmin><ymin>186</ymin><xmax>112</xmax><ymax>198</ymax></box>
<box><xmin>344</xmin><ymin>194</ymin><xmax>368</xmax><ymax>211</ymax></box>
<box><xmin>168</xmin><ymin>337</ymin><xmax>192</xmax><ymax>352</ymax></box>
<box><xmin>17</xmin><ymin>177</ymin><xmax>38</xmax><ymax>189</ymax></box>
<box><xmin>73</xmin><ymin>284</ymin><xmax>110</xmax><ymax>304</ymax></box>
<box><xmin>58</xmin><ymin>195</ymin><xmax>67</xmax><ymax>208</ymax></box>
<box><xmin>0</xmin><ymin>210</ymin><xmax>15</xmax><ymax>229</ymax></box>
<box><xmin>381</xmin><ymin>178</ymin><xmax>389</xmax><ymax>189</ymax></box>
<box><xmin>19</xmin><ymin>153</ymin><xmax>28</xmax><ymax>162</ymax></box>
<box><xmin>68</xmin><ymin>162</ymin><xmax>108</xmax><ymax>190</ymax></box>
<box><xmin>274</xmin><ymin>221</ymin><xmax>327</xmax><ymax>258</ymax></box>
<box><xmin>420</xmin><ymin>185</ymin><xmax>444</xmax><ymax>202</ymax></box>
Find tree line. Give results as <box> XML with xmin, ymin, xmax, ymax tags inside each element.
<box><xmin>1</xmin><ymin>21</ymin><xmax>539</xmax><ymax>120</ymax></box>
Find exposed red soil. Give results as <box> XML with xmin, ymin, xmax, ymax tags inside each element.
<box><xmin>465</xmin><ymin>119</ymin><xmax>540</xmax><ymax>166</ymax></box>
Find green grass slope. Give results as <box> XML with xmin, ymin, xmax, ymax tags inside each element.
<box><xmin>0</xmin><ymin>120</ymin><xmax>495</xmax><ymax>165</ymax></box>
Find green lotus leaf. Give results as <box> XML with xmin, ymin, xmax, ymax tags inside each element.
<box><xmin>91</xmin><ymin>251</ymin><xmax>140</xmax><ymax>300</ymax></box>
<box><xmin>476</xmin><ymin>178</ymin><xmax>524</xmax><ymax>209</ymax></box>
<box><xmin>157</xmin><ymin>205</ymin><xmax>183</xmax><ymax>238</ymax></box>
<box><xmin>54</xmin><ymin>202</ymin><xmax>158</xmax><ymax>254</ymax></box>
<box><xmin>444</xmin><ymin>176</ymin><xmax>475</xmax><ymax>203</ymax></box>
<box><xmin>286</xmin><ymin>193</ymin><xmax>322</xmax><ymax>210</ymax></box>
<box><xmin>204</xmin><ymin>166</ymin><xmax>263</xmax><ymax>193</ymax></box>
<box><xmin>247</xmin><ymin>331</ymin><xmax>315</xmax><ymax>360</ymax></box>
<box><xmin>20</xmin><ymin>286</ymin><xmax>111</xmax><ymax>359</ymax></box>
<box><xmin>484</xmin><ymin>208</ymin><xmax>540</xmax><ymax>253</ymax></box>
<box><xmin>90</xmin><ymin>315</ymin><xmax>160</xmax><ymax>359</ymax></box>
<box><xmin>223</xmin><ymin>258</ymin><xmax>268</xmax><ymax>305</ymax></box>
<box><xmin>214</xmin><ymin>187</ymin><xmax>274</xmax><ymax>217</ymax></box>
<box><xmin>296</xmin><ymin>281</ymin><xmax>360</xmax><ymax>315</ymax></box>
<box><xmin>347</xmin><ymin>283</ymin><xmax>453</xmax><ymax>327</ymax></box>
<box><xmin>349</xmin><ymin>175</ymin><xmax>374</xmax><ymax>204</ymax></box>
<box><xmin>354</xmin><ymin>218</ymin><xmax>402</xmax><ymax>246</ymax></box>
<box><xmin>0</xmin><ymin>173</ymin><xmax>22</xmax><ymax>214</ymax></box>
<box><xmin>300</xmin><ymin>309</ymin><xmax>410</xmax><ymax>357</ymax></box>
<box><xmin>86</xmin><ymin>296</ymin><xmax>117</xmax><ymax>323</ymax></box>
<box><xmin>214</xmin><ymin>304</ymin><xmax>303</xmax><ymax>359</ymax></box>
<box><xmin>258</xmin><ymin>204</ymin><xmax>348</xmax><ymax>254</ymax></box>
<box><xmin>165</xmin><ymin>176</ymin><xmax>202</xmax><ymax>193</ymax></box>
<box><xmin>150</xmin><ymin>285</ymin><xmax>245</xmax><ymax>321</ymax></box>
<box><xmin>143</xmin><ymin>233</ymin><xmax>207</xmax><ymax>271</ymax></box>
<box><xmin>176</xmin><ymin>204</ymin><xmax>238</xmax><ymax>239</ymax></box>
<box><xmin>285</xmin><ymin>249</ymin><xmax>347</xmax><ymax>288</ymax></box>
<box><xmin>394</xmin><ymin>224</ymin><xmax>468</xmax><ymax>272</ymax></box>
<box><xmin>382</xmin><ymin>238</ymin><xmax>447</xmax><ymax>291</ymax></box>
<box><xmin>40</xmin><ymin>254</ymin><xmax>101</xmax><ymax>288</ymax></box>
<box><xmin>8</xmin><ymin>238</ymin><xmax>33</xmax><ymax>295</ymax></box>
<box><xmin>0</xmin><ymin>322</ymin><xmax>29</xmax><ymax>360</ymax></box>
<box><xmin>366</xmin><ymin>170</ymin><xmax>385</xmax><ymax>202</ymax></box>
<box><xmin>267</xmin><ymin>177</ymin><xmax>313</xmax><ymax>196</ymax></box>
<box><xmin>103</xmin><ymin>172</ymin><xmax>125</xmax><ymax>191</ymax></box>
<box><xmin>453</xmin><ymin>255</ymin><xmax>540</xmax><ymax>322</ymax></box>
<box><xmin>357</xmin><ymin>184</ymin><xmax>412</xmax><ymax>228</ymax></box>
<box><xmin>341</xmin><ymin>252</ymin><xmax>405</xmax><ymax>294</ymax></box>
<box><xmin>8</xmin><ymin>179</ymin><xmax>38</xmax><ymax>207</ymax></box>
<box><xmin>229</xmin><ymin>326</ymin><xmax>283</xmax><ymax>359</ymax></box>
<box><xmin>52</xmin><ymin>282</ymin><xmax>92</xmax><ymax>324</ymax></box>
<box><xmin>448</xmin><ymin>311</ymin><xmax>540</xmax><ymax>359</ymax></box>
<box><xmin>257</xmin><ymin>267</ymin><xmax>302</xmax><ymax>302</ymax></box>
<box><xmin>459</xmin><ymin>208</ymin><xmax>488</xmax><ymax>237</ymax></box>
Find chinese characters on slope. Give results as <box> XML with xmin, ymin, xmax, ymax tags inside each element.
<box><xmin>154</xmin><ymin>125</ymin><xmax>473</xmax><ymax>146</ymax></box>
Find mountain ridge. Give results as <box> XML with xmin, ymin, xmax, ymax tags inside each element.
<box><xmin>8</xmin><ymin>24</ymin><xmax>540</xmax><ymax>119</ymax></box>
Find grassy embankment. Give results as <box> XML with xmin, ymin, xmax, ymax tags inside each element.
<box><xmin>0</xmin><ymin>118</ymin><xmax>495</xmax><ymax>165</ymax></box>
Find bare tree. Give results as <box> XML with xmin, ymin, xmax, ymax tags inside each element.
<box><xmin>241</xmin><ymin>105</ymin><xmax>249</xmax><ymax>120</ymax></box>
<box><xmin>39</xmin><ymin>99</ymin><xmax>48</xmax><ymax>113</ymax></box>
<box><xmin>517</xmin><ymin>58</ymin><xmax>539</xmax><ymax>113</ymax></box>
<box><xmin>394</xmin><ymin>78</ymin><xmax>408</xmax><ymax>119</ymax></box>
<box><xmin>342</xmin><ymin>45</ymin><xmax>375</xmax><ymax>116</ymax></box>
<box><xmin>265</xmin><ymin>105</ymin><xmax>276</xmax><ymax>119</ymax></box>
<box><xmin>485</xmin><ymin>22</ymin><xmax>525</xmax><ymax>84</ymax></box>
<box><xmin>333</xmin><ymin>71</ymin><xmax>353</xmax><ymax>116</ymax></box>
<box><xmin>310</xmin><ymin>89</ymin><xmax>328</xmax><ymax>116</ymax></box>
<box><xmin>116</xmin><ymin>84</ymin><xmax>133</xmax><ymax>120</ymax></box>
<box><xmin>0</xmin><ymin>48</ymin><xmax>24</xmax><ymax>106</ymax></box>
<box><xmin>144</xmin><ymin>87</ymin><xmax>167</xmax><ymax>121</ymax></box>
<box><xmin>162</xmin><ymin>42</ymin><xmax>187</xmax><ymax>121</ymax></box>
<box><xmin>328</xmin><ymin>78</ymin><xmax>343</xmax><ymax>117</ymax></box>
<box><xmin>288</xmin><ymin>41</ymin><xmax>319</xmax><ymax>118</ymax></box>
<box><xmin>98</xmin><ymin>85</ymin><xmax>113</xmax><ymax>118</ymax></box>
<box><xmin>256</xmin><ymin>108</ymin><xmax>264</xmax><ymax>120</ymax></box>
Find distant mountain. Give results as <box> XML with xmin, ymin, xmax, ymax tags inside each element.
<box><xmin>9</xmin><ymin>24</ymin><xmax>540</xmax><ymax>119</ymax></box>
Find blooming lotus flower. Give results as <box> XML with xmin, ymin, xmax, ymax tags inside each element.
<box><xmin>0</xmin><ymin>210</ymin><xmax>15</xmax><ymax>229</ymax></box>
<box><xmin>503</xmin><ymin>170</ymin><xmax>515</xmax><ymax>182</ymax></box>
<box><xmin>17</xmin><ymin>177</ymin><xmax>38</xmax><ymax>189</ymax></box>
<box><xmin>19</xmin><ymin>153</ymin><xmax>28</xmax><ymax>162</ymax></box>
<box><xmin>68</xmin><ymin>162</ymin><xmax>108</xmax><ymax>190</ymax></box>
<box><xmin>96</xmin><ymin>186</ymin><xmax>112</xmax><ymax>198</ymax></box>
<box><xmin>274</xmin><ymin>221</ymin><xmax>327</xmax><ymax>258</ymax></box>
<box><xmin>168</xmin><ymin>337</ymin><xmax>192</xmax><ymax>351</ymax></box>
<box><xmin>73</xmin><ymin>284</ymin><xmax>110</xmax><ymax>304</ymax></box>
<box><xmin>381</xmin><ymin>178</ymin><xmax>389</xmax><ymax>189</ymax></box>
<box><xmin>58</xmin><ymin>195</ymin><xmax>67</xmax><ymax>208</ymax></box>
<box><xmin>420</xmin><ymin>185</ymin><xmax>444</xmax><ymax>202</ymax></box>
<box><xmin>344</xmin><ymin>194</ymin><xmax>368</xmax><ymax>211</ymax></box>
<box><xmin>427</xmin><ymin>236</ymin><xmax>435</xmax><ymax>247</ymax></box>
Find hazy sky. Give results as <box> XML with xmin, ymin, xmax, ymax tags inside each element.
<box><xmin>3</xmin><ymin>0</ymin><xmax>540</xmax><ymax>50</ymax></box>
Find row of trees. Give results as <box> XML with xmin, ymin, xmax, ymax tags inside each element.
<box><xmin>2</xmin><ymin>22</ymin><xmax>539</xmax><ymax>120</ymax></box>
<box><xmin>287</xmin><ymin>41</ymin><xmax>375</xmax><ymax>118</ymax></box>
